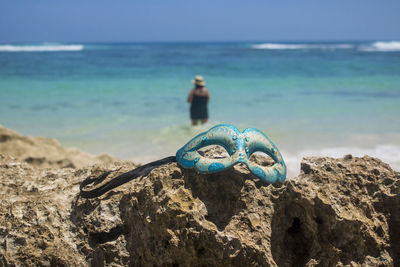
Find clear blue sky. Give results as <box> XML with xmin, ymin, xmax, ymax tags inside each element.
<box><xmin>1</xmin><ymin>0</ymin><xmax>399</xmax><ymax>42</ymax></box>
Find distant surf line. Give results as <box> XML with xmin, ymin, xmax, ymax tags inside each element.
<box><xmin>0</xmin><ymin>44</ymin><xmax>84</xmax><ymax>52</ymax></box>
<box><xmin>2</xmin><ymin>41</ymin><xmax>400</xmax><ymax>53</ymax></box>
<box><xmin>251</xmin><ymin>43</ymin><xmax>354</xmax><ymax>50</ymax></box>
<box><xmin>251</xmin><ymin>41</ymin><xmax>400</xmax><ymax>52</ymax></box>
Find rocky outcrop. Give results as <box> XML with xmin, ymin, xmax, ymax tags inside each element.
<box><xmin>0</xmin><ymin>152</ymin><xmax>399</xmax><ymax>266</ymax></box>
<box><xmin>0</xmin><ymin>125</ymin><xmax>116</xmax><ymax>168</ymax></box>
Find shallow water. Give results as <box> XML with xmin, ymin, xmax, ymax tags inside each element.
<box><xmin>1</xmin><ymin>41</ymin><xmax>400</xmax><ymax>177</ymax></box>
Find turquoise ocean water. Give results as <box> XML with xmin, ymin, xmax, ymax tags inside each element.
<box><xmin>1</xmin><ymin>41</ymin><xmax>400</xmax><ymax>176</ymax></box>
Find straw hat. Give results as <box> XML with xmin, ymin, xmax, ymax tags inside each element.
<box><xmin>192</xmin><ymin>75</ymin><xmax>206</xmax><ymax>86</ymax></box>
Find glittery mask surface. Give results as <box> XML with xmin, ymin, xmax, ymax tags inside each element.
<box><xmin>176</xmin><ymin>124</ymin><xmax>286</xmax><ymax>183</ymax></box>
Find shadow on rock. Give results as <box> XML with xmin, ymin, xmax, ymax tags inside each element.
<box><xmin>374</xmin><ymin>183</ymin><xmax>400</xmax><ymax>267</ymax></box>
<box><xmin>182</xmin><ymin>167</ymin><xmax>247</xmax><ymax>231</ymax></box>
<box><xmin>271</xmin><ymin>183</ymin><xmax>382</xmax><ymax>266</ymax></box>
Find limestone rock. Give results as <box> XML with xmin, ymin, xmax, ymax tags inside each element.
<box><xmin>0</xmin><ymin>152</ymin><xmax>399</xmax><ymax>266</ymax></box>
<box><xmin>0</xmin><ymin>124</ymin><xmax>117</xmax><ymax>168</ymax></box>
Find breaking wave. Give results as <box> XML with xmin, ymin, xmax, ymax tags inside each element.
<box><xmin>252</xmin><ymin>41</ymin><xmax>400</xmax><ymax>53</ymax></box>
<box><xmin>0</xmin><ymin>44</ymin><xmax>84</xmax><ymax>52</ymax></box>
<box><xmin>251</xmin><ymin>43</ymin><xmax>354</xmax><ymax>50</ymax></box>
<box><xmin>358</xmin><ymin>41</ymin><xmax>400</xmax><ymax>52</ymax></box>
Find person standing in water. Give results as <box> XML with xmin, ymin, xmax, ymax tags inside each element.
<box><xmin>187</xmin><ymin>75</ymin><xmax>210</xmax><ymax>125</ymax></box>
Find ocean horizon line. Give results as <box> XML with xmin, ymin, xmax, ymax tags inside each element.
<box><xmin>1</xmin><ymin>39</ymin><xmax>399</xmax><ymax>45</ymax></box>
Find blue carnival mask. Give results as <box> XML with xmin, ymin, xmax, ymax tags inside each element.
<box><xmin>176</xmin><ymin>124</ymin><xmax>287</xmax><ymax>183</ymax></box>
<box><xmin>80</xmin><ymin>124</ymin><xmax>287</xmax><ymax>199</ymax></box>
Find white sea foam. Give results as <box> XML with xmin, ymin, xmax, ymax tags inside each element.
<box><xmin>252</xmin><ymin>43</ymin><xmax>354</xmax><ymax>50</ymax></box>
<box><xmin>252</xmin><ymin>43</ymin><xmax>308</xmax><ymax>50</ymax></box>
<box><xmin>0</xmin><ymin>44</ymin><xmax>84</xmax><ymax>52</ymax></box>
<box><xmin>359</xmin><ymin>41</ymin><xmax>400</xmax><ymax>52</ymax></box>
<box><xmin>284</xmin><ymin>144</ymin><xmax>400</xmax><ymax>179</ymax></box>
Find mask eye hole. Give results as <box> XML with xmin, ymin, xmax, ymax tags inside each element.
<box><xmin>198</xmin><ymin>145</ymin><xmax>230</xmax><ymax>159</ymax></box>
<box><xmin>249</xmin><ymin>151</ymin><xmax>275</xmax><ymax>167</ymax></box>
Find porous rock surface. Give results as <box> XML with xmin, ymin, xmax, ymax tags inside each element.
<box><xmin>0</xmin><ymin>124</ymin><xmax>116</xmax><ymax>168</ymax></box>
<box><xmin>0</xmin><ymin>152</ymin><xmax>399</xmax><ymax>266</ymax></box>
